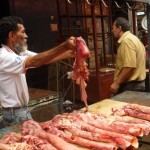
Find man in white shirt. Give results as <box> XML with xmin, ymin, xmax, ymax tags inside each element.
<box><xmin>0</xmin><ymin>16</ymin><xmax>76</xmax><ymax>126</ymax></box>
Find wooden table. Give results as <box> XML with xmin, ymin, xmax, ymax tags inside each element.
<box><xmin>80</xmin><ymin>91</ymin><xmax>150</xmax><ymax>150</ymax></box>
<box><xmin>111</xmin><ymin>91</ymin><xmax>150</xmax><ymax>150</ymax></box>
<box><xmin>0</xmin><ymin>91</ymin><xmax>150</xmax><ymax>150</ymax></box>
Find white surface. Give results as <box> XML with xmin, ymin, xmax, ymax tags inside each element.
<box><xmin>141</xmin><ymin>15</ymin><xmax>147</xmax><ymax>30</ymax></box>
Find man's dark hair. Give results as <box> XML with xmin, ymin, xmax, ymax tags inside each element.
<box><xmin>115</xmin><ymin>17</ymin><xmax>130</xmax><ymax>32</ymax></box>
<box><xmin>0</xmin><ymin>16</ymin><xmax>24</xmax><ymax>46</ymax></box>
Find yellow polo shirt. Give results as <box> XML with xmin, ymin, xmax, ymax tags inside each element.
<box><xmin>114</xmin><ymin>31</ymin><xmax>146</xmax><ymax>82</ymax></box>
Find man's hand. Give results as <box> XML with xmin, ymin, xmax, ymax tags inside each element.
<box><xmin>65</xmin><ymin>36</ymin><xmax>76</xmax><ymax>50</ymax></box>
<box><xmin>110</xmin><ymin>81</ymin><xmax>120</xmax><ymax>93</ymax></box>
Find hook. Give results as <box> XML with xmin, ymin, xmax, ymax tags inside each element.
<box><xmin>126</xmin><ymin>2</ymin><xmax>136</xmax><ymax>9</ymax></box>
<box><xmin>101</xmin><ymin>0</ymin><xmax>109</xmax><ymax>8</ymax></box>
<box><xmin>86</xmin><ymin>0</ymin><xmax>92</xmax><ymax>5</ymax></box>
<box><xmin>67</xmin><ymin>0</ymin><xmax>72</xmax><ymax>4</ymax></box>
<box><xmin>114</xmin><ymin>1</ymin><xmax>122</xmax><ymax>9</ymax></box>
<box><xmin>86</xmin><ymin>0</ymin><xmax>97</xmax><ymax>5</ymax></box>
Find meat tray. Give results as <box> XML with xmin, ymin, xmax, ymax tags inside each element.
<box><xmin>82</xmin><ymin>98</ymin><xmax>150</xmax><ymax>150</ymax></box>
<box><xmin>0</xmin><ymin>91</ymin><xmax>150</xmax><ymax>150</ymax></box>
<box><xmin>111</xmin><ymin>91</ymin><xmax>150</xmax><ymax>150</ymax></box>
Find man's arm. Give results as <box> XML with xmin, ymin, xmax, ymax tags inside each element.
<box><xmin>45</xmin><ymin>50</ymin><xmax>75</xmax><ymax>64</ymax></box>
<box><xmin>25</xmin><ymin>37</ymin><xmax>76</xmax><ymax>68</ymax></box>
<box><xmin>110</xmin><ymin>67</ymin><xmax>135</xmax><ymax>93</ymax></box>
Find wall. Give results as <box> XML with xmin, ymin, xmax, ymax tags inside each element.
<box><xmin>0</xmin><ymin>0</ymin><xmax>10</xmax><ymax>19</ymax></box>
<box><xmin>9</xmin><ymin>0</ymin><xmax>60</xmax><ymax>89</ymax></box>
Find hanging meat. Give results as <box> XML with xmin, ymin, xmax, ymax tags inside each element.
<box><xmin>67</xmin><ymin>36</ymin><xmax>90</xmax><ymax>111</ymax></box>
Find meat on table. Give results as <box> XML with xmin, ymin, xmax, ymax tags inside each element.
<box><xmin>0</xmin><ymin>101</ymin><xmax>150</xmax><ymax>150</ymax></box>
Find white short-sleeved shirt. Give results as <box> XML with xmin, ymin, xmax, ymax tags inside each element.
<box><xmin>0</xmin><ymin>45</ymin><xmax>37</xmax><ymax>108</ymax></box>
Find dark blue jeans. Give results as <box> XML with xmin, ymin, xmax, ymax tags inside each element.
<box><xmin>2</xmin><ymin>107</ymin><xmax>32</xmax><ymax>126</ymax></box>
<box><xmin>117</xmin><ymin>80</ymin><xmax>145</xmax><ymax>94</ymax></box>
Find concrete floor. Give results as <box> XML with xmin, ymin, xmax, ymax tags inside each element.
<box><xmin>138</xmin><ymin>135</ymin><xmax>150</xmax><ymax>150</ymax></box>
<box><xmin>138</xmin><ymin>143</ymin><xmax>150</xmax><ymax>150</ymax></box>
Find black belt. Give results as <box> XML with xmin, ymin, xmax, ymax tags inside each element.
<box><xmin>123</xmin><ymin>80</ymin><xmax>145</xmax><ymax>85</ymax></box>
<box><xmin>2</xmin><ymin>107</ymin><xmax>27</xmax><ymax>111</ymax></box>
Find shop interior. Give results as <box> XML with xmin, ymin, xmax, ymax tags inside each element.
<box><xmin>0</xmin><ymin>0</ymin><xmax>149</xmax><ymax>110</ymax></box>
<box><xmin>0</xmin><ymin>1</ymin><xmax>150</xmax><ymax>150</ymax></box>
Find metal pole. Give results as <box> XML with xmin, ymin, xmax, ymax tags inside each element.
<box><xmin>147</xmin><ymin>2</ymin><xmax>150</xmax><ymax>92</ymax></box>
<box><xmin>91</xmin><ymin>2</ymin><xmax>101</xmax><ymax>100</ymax></box>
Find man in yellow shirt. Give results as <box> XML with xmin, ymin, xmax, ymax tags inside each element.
<box><xmin>110</xmin><ymin>17</ymin><xmax>146</xmax><ymax>94</ymax></box>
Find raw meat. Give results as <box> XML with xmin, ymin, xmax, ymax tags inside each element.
<box><xmin>0</xmin><ymin>130</ymin><xmax>57</xmax><ymax>150</ymax></box>
<box><xmin>22</xmin><ymin>135</ymin><xmax>57</xmax><ymax>150</ymax></box>
<box><xmin>21</xmin><ymin>119</ymin><xmax>80</xmax><ymax>150</ymax></box>
<box><xmin>40</xmin><ymin>119</ymin><xmax>118</xmax><ymax>150</ymax></box>
<box><xmin>108</xmin><ymin>115</ymin><xmax>150</xmax><ymax>135</ymax></box>
<box><xmin>9</xmin><ymin>143</ymin><xmax>34</xmax><ymax>150</ymax></box>
<box><xmin>50</xmin><ymin>113</ymin><xmax>138</xmax><ymax>149</ymax></box>
<box><xmin>67</xmin><ymin>37</ymin><xmax>90</xmax><ymax>111</ymax></box>
<box><xmin>0</xmin><ymin>132</ymin><xmax>21</xmax><ymax>144</ymax></box>
<box><xmin>73</xmin><ymin>111</ymin><xmax>143</xmax><ymax>137</ymax></box>
<box><xmin>62</xmin><ymin>130</ymin><xmax>117</xmax><ymax>150</ymax></box>
<box><xmin>112</xmin><ymin>104</ymin><xmax>150</xmax><ymax>121</ymax></box>
<box><xmin>2</xmin><ymin>106</ymin><xmax>150</xmax><ymax>150</ymax></box>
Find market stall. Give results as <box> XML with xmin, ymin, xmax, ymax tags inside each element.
<box><xmin>0</xmin><ymin>1</ymin><xmax>150</xmax><ymax>150</ymax></box>
<box><xmin>0</xmin><ymin>91</ymin><xmax>150</xmax><ymax>150</ymax></box>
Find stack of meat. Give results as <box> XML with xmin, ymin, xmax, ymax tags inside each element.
<box><xmin>0</xmin><ymin>103</ymin><xmax>150</xmax><ymax>150</ymax></box>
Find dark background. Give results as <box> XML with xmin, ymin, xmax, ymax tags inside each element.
<box><xmin>0</xmin><ymin>0</ymin><xmax>60</xmax><ymax>89</ymax></box>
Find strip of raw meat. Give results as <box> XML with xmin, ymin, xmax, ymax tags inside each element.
<box><xmin>9</xmin><ymin>143</ymin><xmax>34</xmax><ymax>150</ymax></box>
<box><xmin>22</xmin><ymin>135</ymin><xmax>57</xmax><ymax>150</ymax></box>
<box><xmin>126</xmin><ymin>104</ymin><xmax>150</xmax><ymax>114</ymax></box>
<box><xmin>73</xmin><ymin>111</ymin><xmax>143</xmax><ymax>137</ymax></box>
<box><xmin>66</xmin><ymin>127</ymin><xmax>129</xmax><ymax>150</ymax></box>
<box><xmin>0</xmin><ymin>143</ymin><xmax>34</xmax><ymax>150</ymax></box>
<box><xmin>21</xmin><ymin>119</ymin><xmax>80</xmax><ymax>150</ymax></box>
<box><xmin>21</xmin><ymin>119</ymin><xmax>43</xmax><ymax>135</ymax></box>
<box><xmin>107</xmin><ymin>116</ymin><xmax>150</xmax><ymax>135</ymax></box>
<box><xmin>37</xmin><ymin>130</ymin><xmax>80</xmax><ymax>150</ymax></box>
<box><xmin>51</xmin><ymin>114</ymin><xmax>82</xmax><ymax>129</ymax></box>
<box><xmin>0</xmin><ymin>130</ymin><xmax>57</xmax><ymax>150</ymax></box>
<box><xmin>68</xmin><ymin>112</ymin><xmax>139</xmax><ymax>148</ymax></box>
<box><xmin>51</xmin><ymin>114</ymin><xmax>138</xmax><ymax>149</ymax></box>
<box><xmin>89</xmin><ymin>113</ymin><xmax>148</xmax><ymax>136</ymax></box>
<box><xmin>80</xmin><ymin>120</ymin><xmax>138</xmax><ymax>149</ymax></box>
<box><xmin>40</xmin><ymin>120</ymin><xmax>61</xmax><ymax>136</ymax></box>
<box><xmin>112</xmin><ymin>104</ymin><xmax>150</xmax><ymax>121</ymax></box>
<box><xmin>62</xmin><ymin>130</ymin><xmax>117</xmax><ymax>150</ymax></box>
<box><xmin>111</xmin><ymin>115</ymin><xmax>150</xmax><ymax>126</ymax></box>
<box><xmin>0</xmin><ymin>143</ymin><xmax>11</xmax><ymax>150</ymax></box>
<box><xmin>40</xmin><ymin>120</ymin><xmax>118</xmax><ymax>150</ymax></box>
<box><xmin>67</xmin><ymin>37</ymin><xmax>90</xmax><ymax>111</ymax></box>
<box><xmin>0</xmin><ymin>132</ymin><xmax>21</xmax><ymax>144</ymax></box>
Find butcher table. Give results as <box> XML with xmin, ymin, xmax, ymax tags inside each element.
<box><xmin>0</xmin><ymin>91</ymin><xmax>150</xmax><ymax>150</ymax></box>
<box><xmin>80</xmin><ymin>91</ymin><xmax>150</xmax><ymax>150</ymax></box>
<box><xmin>110</xmin><ymin>91</ymin><xmax>150</xmax><ymax>150</ymax></box>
